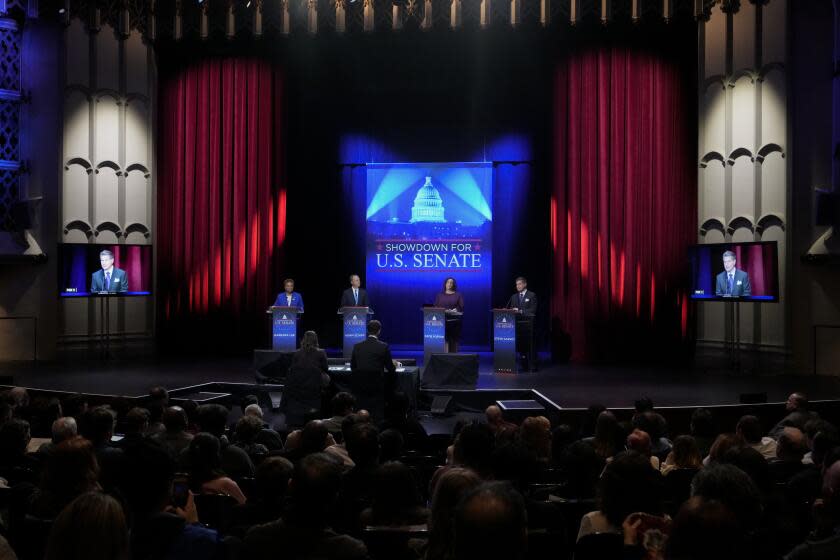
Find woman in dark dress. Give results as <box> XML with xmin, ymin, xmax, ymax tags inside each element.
<box><xmin>283</xmin><ymin>331</ymin><xmax>330</xmax><ymax>427</ymax></box>
<box><xmin>434</xmin><ymin>277</ymin><xmax>464</xmax><ymax>352</ymax></box>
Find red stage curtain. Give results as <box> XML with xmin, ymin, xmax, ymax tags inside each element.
<box><xmin>552</xmin><ymin>47</ymin><xmax>697</xmax><ymax>362</ymax></box>
<box><xmin>157</xmin><ymin>57</ymin><xmax>285</xmax><ymax>348</ymax></box>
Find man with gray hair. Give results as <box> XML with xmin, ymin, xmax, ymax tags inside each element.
<box><xmin>90</xmin><ymin>249</ymin><xmax>128</xmax><ymax>293</ymax></box>
<box><xmin>715</xmin><ymin>250</ymin><xmax>751</xmax><ymax>297</ymax></box>
<box><xmin>37</xmin><ymin>416</ymin><xmax>78</xmax><ymax>455</ymax></box>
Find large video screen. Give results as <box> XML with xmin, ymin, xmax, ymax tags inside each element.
<box><xmin>366</xmin><ymin>162</ymin><xmax>493</xmax><ymax>346</ymax></box>
<box><xmin>58</xmin><ymin>243</ymin><xmax>153</xmax><ymax>296</ymax></box>
<box><xmin>688</xmin><ymin>241</ymin><xmax>779</xmax><ymax>302</ymax></box>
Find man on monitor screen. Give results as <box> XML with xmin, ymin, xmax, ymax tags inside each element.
<box><xmin>90</xmin><ymin>249</ymin><xmax>128</xmax><ymax>293</ymax></box>
<box><xmin>715</xmin><ymin>250</ymin><xmax>751</xmax><ymax>297</ymax></box>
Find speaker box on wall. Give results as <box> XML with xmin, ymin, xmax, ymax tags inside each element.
<box><xmin>422</xmin><ymin>353</ymin><xmax>479</xmax><ymax>388</ymax></box>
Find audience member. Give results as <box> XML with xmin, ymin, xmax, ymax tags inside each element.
<box><xmin>662</xmin><ymin>435</ymin><xmax>703</xmax><ymax>475</ymax></box>
<box><xmin>769</xmin><ymin>427</ymin><xmax>808</xmax><ymax>483</ymax></box>
<box><xmin>689</xmin><ymin>408</ymin><xmax>718</xmax><ymax>457</ymax></box>
<box><xmin>626</xmin><ymin>429</ymin><xmax>661</xmax><ymax>470</ymax></box>
<box><xmin>44</xmin><ymin>492</ymin><xmax>128</xmax><ymax>560</ymax></box>
<box><xmin>360</xmin><ymin>461</ymin><xmax>428</xmax><ymax>527</ymax></box>
<box><xmin>28</xmin><ymin>436</ymin><xmax>100</xmax><ymax>519</ymax></box>
<box><xmin>187</xmin><ymin>432</ymin><xmax>247</xmax><ymax>504</ymax></box>
<box><xmin>152</xmin><ymin>406</ymin><xmax>194</xmax><ymax>458</ymax></box>
<box><xmin>243</xmin><ymin>452</ymin><xmax>368</xmax><ymax>559</ymax></box>
<box><xmin>454</xmin><ymin>482</ymin><xmax>528</xmax><ymax>560</ymax></box>
<box><xmin>124</xmin><ymin>438</ymin><xmax>227</xmax><ymax>560</ymax></box>
<box><xmin>322</xmin><ymin>392</ymin><xmax>357</xmax><ymax>436</ymax></box>
<box><xmin>232</xmin><ymin>414</ymin><xmax>270</xmax><ymax>464</ymax></box>
<box><xmin>195</xmin><ymin>404</ymin><xmax>254</xmax><ymax>479</ymax></box>
<box><xmin>577</xmin><ymin>450</ymin><xmax>665</xmax><ymax>541</ymax></box>
<box><xmin>585</xmin><ymin>410</ymin><xmax>623</xmax><ymax>460</ymax></box>
<box><xmin>736</xmin><ymin>415</ymin><xmax>777</xmax><ymax>459</ymax></box>
<box><xmin>425</xmin><ymin>467</ymin><xmax>482</xmax><ymax>560</ymax></box>
<box><xmin>770</xmin><ymin>392</ymin><xmax>819</xmax><ymax>439</ymax></box>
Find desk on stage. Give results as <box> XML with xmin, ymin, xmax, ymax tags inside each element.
<box><xmin>328</xmin><ymin>365</ymin><xmax>420</xmax><ymax>411</ymax></box>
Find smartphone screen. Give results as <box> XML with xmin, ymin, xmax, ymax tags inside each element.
<box><xmin>172</xmin><ymin>480</ymin><xmax>190</xmax><ymax>509</ymax></box>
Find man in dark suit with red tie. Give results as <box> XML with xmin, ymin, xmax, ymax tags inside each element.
<box><xmin>350</xmin><ymin>320</ymin><xmax>396</xmax><ymax>424</ymax></box>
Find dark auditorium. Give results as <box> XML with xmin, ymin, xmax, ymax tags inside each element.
<box><xmin>3</xmin><ymin>1</ymin><xmax>840</xmax><ymax>559</ymax></box>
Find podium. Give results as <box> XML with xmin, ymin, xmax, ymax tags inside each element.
<box><xmin>422</xmin><ymin>307</ymin><xmax>447</xmax><ymax>365</ymax></box>
<box><xmin>269</xmin><ymin>306</ymin><xmax>302</xmax><ymax>351</ymax></box>
<box><xmin>492</xmin><ymin>308</ymin><xmax>519</xmax><ymax>374</ymax></box>
<box><xmin>338</xmin><ymin>306</ymin><xmax>373</xmax><ymax>358</ymax></box>
<box><xmin>92</xmin><ymin>293</ymin><xmax>121</xmax><ymax>357</ymax></box>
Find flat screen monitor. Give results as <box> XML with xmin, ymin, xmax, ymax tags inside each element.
<box><xmin>58</xmin><ymin>243</ymin><xmax>152</xmax><ymax>296</ymax></box>
<box><xmin>688</xmin><ymin>241</ymin><xmax>778</xmax><ymax>302</ymax></box>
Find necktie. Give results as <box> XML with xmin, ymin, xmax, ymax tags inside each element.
<box><xmin>105</xmin><ymin>271</ymin><xmax>111</xmax><ymax>291</ymax></box>
<box><xmin>354</xmin><ymin>289</ymin><xmax>358</xmax><ymax>305</ymax></box>
<box><xmin>727</xmin><ymin>274</ymin><xmax>734</xmax><ymax>294</ymax></box>
<box><xmin>519</xmin><ymin>292</ymin><xmax>524</xmax><ymax>304</ymax></box>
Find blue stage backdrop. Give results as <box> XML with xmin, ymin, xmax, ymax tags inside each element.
<box><xmin>366</xmin><ymin>163</ymin><xmax>493</xmax><ymax>347</ymax></box>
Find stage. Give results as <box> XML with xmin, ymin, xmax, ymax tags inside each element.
<box><xmin>3</xmin><ymin>347</ymin><xmax>838</xmax><ymax>410</ymax></box>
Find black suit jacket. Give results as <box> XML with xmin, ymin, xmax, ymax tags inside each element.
<box><xmin>283</xmin><ymin>348</ymin><xmax>329</xmax><ymax>425</ymax></box>
<box><xmin>350</xmin><ymin>336</ymin><xmax>396</xmax><ymax>397</ymax></box>
<box><xmin>506</xmin><ymin>290</ymin><xmax>538</xmax><ymax>317</ymax></box>
<box><xmin>340</xmin><ymin>287</ymin><xmax>370</xmax><ymax>308</ymax></box>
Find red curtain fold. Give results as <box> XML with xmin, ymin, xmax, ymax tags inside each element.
<box><xmin>552</xmin><ymin>47</ymin><xmax>696</xmax><ymax>362</ymax></box>
<box><xmin>157</xmin><ymin>57</ymin><xmax>285</xmax><ymax>348</ymax></box>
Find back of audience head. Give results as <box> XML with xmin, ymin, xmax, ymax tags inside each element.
<box><xmin>235</xmin><ymin>414</ymin><xmax>264</xmax><ymax>444</ymax></box>
<box><xmin>593</xmin><ymin>410</ymin><xmax>622</xmax><ymax>459</ymax></box>
<box><xmin>291</xmin><ymin>452</ymin><xmax>343</xmax><ymax>523</ymax></box>
<box><xmin>453</xmin><ymin>422</ymin><xmax>495</xmax><ymax>475</ymax></box>
<box><xmin>346</xmin><ymin>421</ymin><xmax>380</xmax><ymax>467</ymax></box>
<box><xmin>580</xmin><ymin>403</ymin><xmax>607</xmax><ymax>438</ymax></box>
<box><xmin>45</xmin><ymin>492</ymin><xmax>128</xmax><ymax>560</ymax></box>
<box><xmin>162</xmin><ymin>406</ymin><xmax>188</xmax><ymax>434</ymax></box>
<box><xmin>80</xmin><ymin>406</ymin><xmax>115</xmax><ymax>446</ymax></box>
<box><xmin>52</xmin><ymin>416</ymin><xmax>78</xmax><ymax>445</ymax></box>
<box><xmin>670</xmin><ymin>435</ymin><xmax>702</xmax><ymax>469</ymax></box>
<box><xmin>370</xmin><ymin>461</ymin><xmax>422</xmax><ymax>521</ymax></box>
<box><xmin>331</xmin><ymin>392</ymin><xmax>356</xmax><ymax>418</ymax></box>
<box><xmin>196</xmin><ymin>404</ymin><xmax>229</xmax><ymax>438</ymax></box>
<box><xmin>666</xmin><ymin>496</ymin><xmax>742</xmax><ymax>560</ymax></box>
<box><xmin>632</xmin><ymin>410</ymin><xmax>668</xmax><ymax>441</ymax></box>
<box><xmin>122</xmin><ymin>438</ymin><xmax>176</xmax><ymax>515</ymax></box>
<box><xmin>148</xmin><ymin>385</ymin><xmax>169</xmax><ymax>406</ymax></box>
<box><xmin>428</xmin><ymin>468</ymin><xmax>482</xmax><ymax>560</ymax></box>
<box><xmin>598</xmin><ymin>450</ymin><xmax>664</xmax><ymax>527</ymax></box>
<box><xmin>634</xmin><ymin>396</ymin><xmax>654</xmax><ymax>414</ymax></box>
<box><xmin>124</xmin><ymin>407</ymin><xmax>150</xmax><ymax>436</ymax></box>
<box><xmin>690</xmin><ymin>407</ymin><xmax>716</xmax><ymax>438</ymax></box>
<box><xmin>691</xmin><ymin>463</ymin><xmax>762</xmax><ymax>530</ymax></box>
<box><xmin>708</xmin><ymin>433</ymin><xmax>744</xmax><ymax>463</ymax></box>
<box><xmin>0</xmin><ymin>417</ymin><xmax>31</xmax><ymax>459</ymax></box>
<box><xmin>188</xmin><ymin>432</ymin><xmax>223</xmax><ymax>482</ymax></box>
<box><xmin>519</xmin><ymin>416</ymin><xmax>551</xmax><ymax>459</ymax></box>
<box><xmin>299</xmin><ymin>419</ymin><xmax>330</xmax><ymax>455</ymax></box>
<box><xmin>719</xmin><ymin>446</ymin><xmax>772</xmax><ymax>494</ymax></box>
<box><xmin>42</xmin><ymin>436</ymin><xmax>100</xmax><ymax>505</ymax></box>
<box><xmin>776</xmin><ymin>427</ymin><xmax>807</xmax><ymax>461</ymax></box>
<box><xmin>627</xmin><ymin>429</ymin><xmax>652</xmax><ymax>457</ymax></box>
<box><xmin>62</xmin><ymin>394</ymin><xmax>89</xmax><ymax>421</ymax></box>
<box><xmin>454</xmin><ymin>482</ymin><xmax>528</xmax><ymax>560</ymax></box>
<box><xmin>735</xmin><ymin>415</ymin><xmax>763</xmax><ymax>445</ymax></box>
<box><xmin>379</xmin><ymin>428</ymin><xmax>404</xmax><ymax>462</ymax></box>
<box><xmin>786</xmin><ymin>391</ymin><xmax>808</xmax><ymax>412</ymax></box>
<box><xmin>256</xmin><ymin>456</ymin><xmax>294</xmax><ymax>504</ymax></box>
<box><xmin>8</xmin><ymin>386</ymin><xmax>30</xmax><ymax>409</ymax></box>
<box><xmin>244</xmin><ymin>403</ymin><xmax>264</xmax><ymax>419</ymax></box>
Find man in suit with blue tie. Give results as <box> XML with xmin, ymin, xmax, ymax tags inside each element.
<box><xmin>273</xmin><ymin>278</ymin><xmax>304</xmax><ymax>310</ymax></box>
<box><xmin>340</xmin><ymin>274</ymin><xmax>370</xmax><ymax>308</ymax></box>
<box><xmin>715</xmin><ymin>250</ymin><xmax>752</xmax><ymax>297</ymax></box>
<box><xmin>90</xmin><ymin>250</ymin><xmax>128</xmax><ymax>293</ymax></box>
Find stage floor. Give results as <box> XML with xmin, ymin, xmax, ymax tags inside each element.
<box><xmin>3</xmin><ymin>348</ymin><xmax>839</xmax><ymax>409</ymax></box>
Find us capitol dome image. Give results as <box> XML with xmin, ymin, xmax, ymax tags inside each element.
<box><xmin>410</xmin><ymin>176</ymin><xmax>447</xmax><ymax>223</ymax></box>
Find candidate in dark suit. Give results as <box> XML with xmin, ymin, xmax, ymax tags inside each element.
<box><xmin>273</xmin><ymin>278</ymin><xmax>304</xmax><ymax>310</ymax></box>
<box><xmin>90</xmin><ymin>249</ymin><xmax>128</xmax><ymax>293</ymax></box>
<box><xmin>340</xmin><ymin>274</ymin><xmax>370</xmax><ymax>308</ymax></box>
<box><xmin>350</xmin><ymin>320</ymin><xmax>397</xmax><ymax>423</ymax></box>
<box><xmin>715</xmin><ymin>251</ymin><xmax>752</xmax><ymax>297</ymax></box>
<box><xmin>283</xmin><ymin>331</ymin><xmax>330</xmax><ymax>428</ymax></box>
<box><xmin>506</xmin><ymin>276</ymin><xmax>538</xmax><ymax>371</ymax></box>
